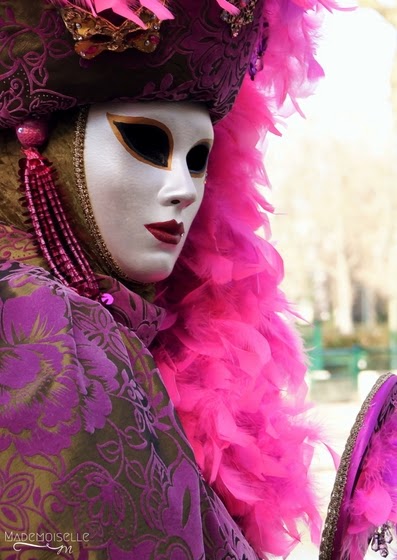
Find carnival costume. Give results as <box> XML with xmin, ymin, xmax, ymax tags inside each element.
<box><xmin>1</xmin><ymin>0</ymin><xmax>396</xmax><ymax>559</ymax></box>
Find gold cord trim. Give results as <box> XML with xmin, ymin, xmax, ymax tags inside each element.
<box><xmin>74</xmin><ymin>106</ymin><xmax>133</xmax><ymax>282</ymax></box>
<box><xmin>319</xmin><ymin>372</ymin><xmax>395</xmax><ymax>560</ymax></box>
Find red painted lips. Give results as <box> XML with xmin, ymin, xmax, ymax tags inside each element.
<box><xmin>145</xmin><ymin>220</ymin><xmax>185</xmax><ymax>245</ymax></box>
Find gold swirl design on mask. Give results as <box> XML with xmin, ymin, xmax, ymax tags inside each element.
<box><xmin>73</xmin><ymin>107</ymin><xmax>156</xmax><ymax>301</ymax></box>
<box><xmin>73</xmin><ymin>107</ymin><xmax>135</xmax><ymax>282</ymax></box>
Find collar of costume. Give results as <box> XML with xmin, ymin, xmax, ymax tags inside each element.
<box><xmin>96</xmin><ymin>274</ymin><xmax>166</xmax><ymax>346</ymax></box>
<box><xmin>0</xmin><ymin>223</ymin><xmax>165</xmax><ymax>346</ymax></box>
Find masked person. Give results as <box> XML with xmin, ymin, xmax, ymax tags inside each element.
<box><xmin>2</xmin><ymin>1</ymin><xmax>389</xmax><ymax>559</ymax></box>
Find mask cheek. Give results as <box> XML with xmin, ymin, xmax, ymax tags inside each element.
<box><xmin>117</xmin><ymin>246</ymin><xmax>184</xmax><ymax>284</ymax></box>
<box><xmin>192</xmin><ymin>176</ymin><xmax>207</xmax><ymax>210</ymax></box>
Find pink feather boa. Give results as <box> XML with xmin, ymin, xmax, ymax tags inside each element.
<box><xmin>151</xmin><ymin>0</ymin><xmax>339</xmax><ymax>558</ymax></box>
<box><xmin>341</xmin><ymin>409</ymin><xmax>397</xmax><ymax>560</ymax></box>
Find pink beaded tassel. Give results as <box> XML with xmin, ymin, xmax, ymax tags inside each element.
<box><xmin>17</xmin><ymin>119</ymin><xmax>100</xmax><ymax>300</ymax></box>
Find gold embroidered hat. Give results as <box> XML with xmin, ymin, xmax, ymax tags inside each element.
<box><xmin>0</xmin><ymin>0</ymin><xmax>267</xmax><ymax>128</ymax></box>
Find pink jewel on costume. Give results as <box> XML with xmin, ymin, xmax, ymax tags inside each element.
<box><xmin>148</xmin><ymin>34</ymin><xmax>160</xmax><ymax>45</ymax></box>
<box><xmin>221</xmin><ymin>0</ymin><xmax>259</xmax><ymax>37</ymax></box>
<box><xmin>101</xmin><ymin>293</ymin><xmax>115</xmax><ymax>305</ymax></box>
<box><xmin>16</xmin><ymin>119</ymin><xmax>48</xmax><ymax>148</ymax></box>
<box><xmin>82</xmin><ymin>44</ymin><xmax>101</xmax><ymax>57</ymax></box>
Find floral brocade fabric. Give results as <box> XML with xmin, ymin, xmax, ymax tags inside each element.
<box><xmin>0</xmin><ymin>224</ymin><xmax>258</xmax><ymax>560</ymax></box>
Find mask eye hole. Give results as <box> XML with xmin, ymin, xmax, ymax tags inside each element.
<box><xmin>186</xmin><ymin>143</ymin><xmax>211</xmax><ymax>177</ymax></box>
<box><xmin>107</xmin><ymin>115</ymin><xmax>172</xmax><ymax>169</ymax></box>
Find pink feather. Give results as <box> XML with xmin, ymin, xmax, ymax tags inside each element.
<box><xmin>95</xmin><ymin>0</ymin><xmax>173</xmax><ymax>24</ymax></box>
<box><xmin>46</xmin><ymin>0</ymin><xmax>240</xmax><ymax>27</ymax></box>
<box><xmin>214</xmin><ymin>0</ymin><xmax>240</xmax><ymax>14</ymax></box>
<box><xmin>94</xmin><ymin>0</ymin><xmax>147</xmax><ymax>25</ymax></box>
<box><xmin>140</xmin><ymin>0</ymin><xmax>174</xmax><ymax>19</ymax></box>
<box><xmin>47</xmin><ymin>0</ymin><xmax>174</xmax><ymax>26</ymax></box>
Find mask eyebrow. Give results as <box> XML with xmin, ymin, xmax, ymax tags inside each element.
<box><xmin>106</xmin><ymin>113</ymin><xmax>174</xmax><ymax>170</ymax></box>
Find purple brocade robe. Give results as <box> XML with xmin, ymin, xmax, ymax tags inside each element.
<box><xmin>0</xmin><ymin>225</ymin><xmax>259</xmax><ymax>560</ymax></box>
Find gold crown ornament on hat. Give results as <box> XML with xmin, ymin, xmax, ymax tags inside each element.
<box><xmin>60</xmin><ymin>6</ymin><xmax>163</xmax><ymax>59</ymax></box>
<box><xmin>58</xmin><ymin>0</ymin><xmax>259</xmax><ymax>60</ymax></box>
<box><xmin>57</xmin><ymin>0</ymin><xmax>175</xmax><ymax>59</ymax></box>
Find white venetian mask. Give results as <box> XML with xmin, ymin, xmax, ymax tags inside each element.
<box><xmin>84</xmin><ymin>101</ymin><xmax>213</xmax><ymax>283</ymax></box>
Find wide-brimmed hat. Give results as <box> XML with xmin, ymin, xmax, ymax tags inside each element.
<box><xmin>0</xmin><ymin>0</ymin><xmax>268</xmax><ymax>127</ymax></box>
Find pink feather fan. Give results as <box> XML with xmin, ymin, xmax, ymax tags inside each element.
<box><xmin>343</xmin><ymin>409</ymin><xmax>397</xmax><ymax>559</ymax></box>
<box><xmin>321</xmin><ymin>374</ymin><xmax>397</xmax><ymax>560</ymax></box>
<box><xmin>340</xmin><ymin>375</ymin><xmax>397</xmax><ymax>560</ymax></box>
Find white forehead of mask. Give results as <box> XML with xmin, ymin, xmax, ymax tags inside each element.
<box><xmin>83</xmin><ymin>101</ymin><xmax>213</xmax><ymax>282</ymax></box>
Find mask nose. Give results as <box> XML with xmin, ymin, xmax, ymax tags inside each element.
<box><xmin>157</xmin><ymin>165</ymin><xmax>198</xmax><ymax>209</ymax></box>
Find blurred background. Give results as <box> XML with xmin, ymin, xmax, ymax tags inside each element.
<box><xmin>268</xmin><ymin>3</ymin><xmax>397</xmax><ymax>402</ymax></box>
<box><xmin>265</xmin><ymin>2</ymin><xmax>397</xmax><ymax>558</ymax></box>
